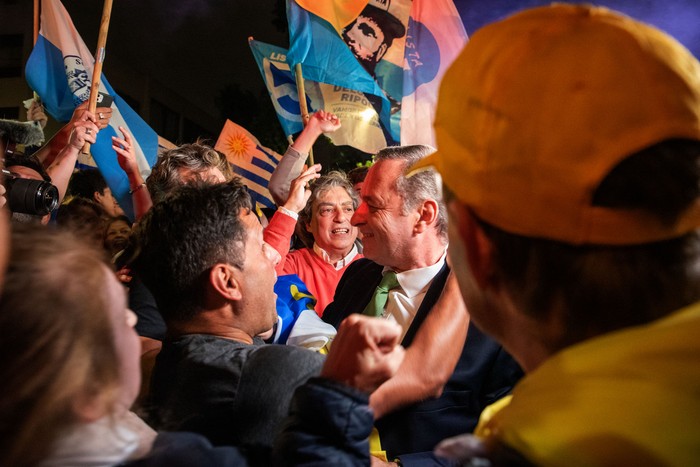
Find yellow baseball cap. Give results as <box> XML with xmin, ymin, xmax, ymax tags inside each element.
<box><xmin>412</xmin><ymin>4</ymin><xmax>700</xmax><ymax>245</ymax></box>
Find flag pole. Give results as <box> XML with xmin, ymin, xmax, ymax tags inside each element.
<box><xmin>33</xmin><ymin>0</ymin><xmax>40</xmax><ymax>45</ymax></box>
<box><xmin>32</xmin><ymin>0</ymin><xmax>41</xmax><ymax>102</ymax></box>
<box><xmin>294</xmin><ymin>63</ymin><xmax>314</xmax><ymax>165</ymax></box>
<box><xmin>81</xmin><ymin>0</ymin><xmax>114</xmax><ymax>155</ymax></box>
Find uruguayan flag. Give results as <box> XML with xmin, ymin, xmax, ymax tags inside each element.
<box><xmin>215</xmin><ymin>119</ymin><xmax>280</xmax><ymax>209</ymax></box>
<box><xmin>25</xmin><ymin>0</ymin><xmax>158</xmax><ymax>219</ymax></box>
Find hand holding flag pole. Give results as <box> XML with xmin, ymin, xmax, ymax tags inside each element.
<box><xmin>81</xmin><ymin>0</ymin><xmax>114</xmax><ymax>155</ymax></box>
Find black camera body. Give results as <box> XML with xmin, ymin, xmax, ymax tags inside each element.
<box><xmin>2</xmin><ymin>170</ymin><xmax>59</xmax><ymax>216</ymax></box>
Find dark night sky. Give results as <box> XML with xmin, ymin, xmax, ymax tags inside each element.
<box><xmin>62</xmin><ymin>0</ymin><xmax>700</xmax><ymax>126</ymax></box>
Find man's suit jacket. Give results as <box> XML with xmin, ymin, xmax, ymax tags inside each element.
<box><xmin>323</xmin><ymin>259</ymin><xmax>523</xmax><ymax>462</ymax></box>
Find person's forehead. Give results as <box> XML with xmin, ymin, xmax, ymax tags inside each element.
<box><xmin>240</xmin><ymin>209</ymin><xmax>261</xmax><ymax>235</ymax></box>
<box><xmin>108</xmin><ymin>220</ymin><xmax>130</xmax><ymax>230</ymax></box>
<box><xmin>6</xmin><ymin>165</ymin><xmax>43</xmax><ymax>181</ymax></box>
<box><xmin>315</xmin><ymin>186</ymin><xmax>353</xmax><ymax>205</ymax></box>
<box><xmin>365</xmin><ymin>160</ymin><xmax>400</xmax><ymax>193</ymax></box>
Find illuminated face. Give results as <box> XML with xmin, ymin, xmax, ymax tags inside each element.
<box><xmin>307</xmin><ymin>186</ymin><xmax>358</xmax><ymax>259</ymax></box>
<box><xmin>95</xmin><ymin>187</ymin><xmax>125</xmax><ymax>217</ymax></box>
<box><xmin>343</xmin><ymin>15</ymin><xmax>388</xmax><ymax>69</ymax></box>
<box><xmin>351</xmin><ymin>160</ymin><xmax>418</xmax><ymax>271</ymax></box>
<box><xmin>104</xmin><ymin>219</ymin><xmax>131</xmax><ymax>255</ymax></box>
<box><xmin>237</xmin><ymin>210</ymin><xmax>281</xmax><ymax>335</ymax></box>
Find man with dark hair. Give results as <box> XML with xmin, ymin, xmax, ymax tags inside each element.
<box><xmin>132</xmin><ymin>179</ymin><xmax>324</xmax><ymax>457</ymax></box>
<box><xmin>323</xmin><ymin>144</ymin><xmax>522</xmax><ymax>465</ymax></box>
<box><xmin>67</xmin><ymin>168</ymin><xmax>124</xmax><ymax>217</ymax></box>
<box><xmin>412</xmin><ymin>5</ymin><xmax>700</xmax><ymax>464</ymax></box>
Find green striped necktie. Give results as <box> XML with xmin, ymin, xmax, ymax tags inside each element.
<box><xmin>363</xmin><ymin>271</ymin><xmax>399</xmax><ymax>317</ymax></box>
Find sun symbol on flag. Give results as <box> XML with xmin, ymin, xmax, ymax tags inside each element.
<box><xmin>223</xmin><ymin>130</ymin><xmax>255</xmax><ymax>162</ymax></box>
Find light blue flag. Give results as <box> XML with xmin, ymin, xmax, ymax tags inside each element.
<box><xmin>285</xmin><ymin>0</ymin><xmax>399</xmax><ymax>145</ymax></box>
<box><xmin>250</xmin><ymin>38</ymin><xmax>390</xmax><ymax>154</ymax></box>
<box><xmin>25</xmin><ymin>0</ymin><xmax>158</xmax><ymax>219</ymax></box>
<box><xmin>249</xmin><ymin>39</ymin><xmax>311</xmax><ymax>137</ymax></box>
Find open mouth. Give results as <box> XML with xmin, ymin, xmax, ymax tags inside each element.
<box><xmin>331</xmin><ymin>228</ymin><xmax>350</xmax><ymax>235</ymax></box>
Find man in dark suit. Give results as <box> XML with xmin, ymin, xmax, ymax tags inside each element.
<box><xmin>323</xmin><ymin>145</ymin><xmax>522</xmax><ymax>466</ymax></box>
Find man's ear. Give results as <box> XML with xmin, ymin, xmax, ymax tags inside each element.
<box><xmin>414</xmin><ymin>199</ymin><xmax>439</xmax><ymax>233</ymax></box>
<box><xmin>93</xmin><ymin>191</ymin><xmax>103</xmax><ymax>203</ymax></box>
<box><xmin>209</xmin><ymin>263</ymin><xmax>243</xmax><ymax>301</ymax></box>
<box><xmin>454</xmin><ymin>204</ymin><xmax>496</xmax><ymax>290</ymax></box>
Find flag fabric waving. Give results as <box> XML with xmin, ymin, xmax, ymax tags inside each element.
<box><xmin>249</xmin><ymin>38</ymin><xmax>387</xmax><ymax>154</ymax></box>
<box><xmin>286</xmin><ymin>0</ymin><xmax>398</xmax><ymax>145</ymax></box>
<box><xmin>401</xmin><ymin>0</ymin><xmax>468</xmax><ymax>146</ymax></box>
<box><xmin>25</xmin><ymin>0</ymin><xmax>158</xmax><ymax>219</ymax></box>
<box><xmin>215</xmin><ymin>119</ymin><xmax>280</xmax><ymax>209</ymax></box>
<box><xmin>286</xmin><ymin>0</ymin><xmax>467</xmax><ymax>148</ymax></box>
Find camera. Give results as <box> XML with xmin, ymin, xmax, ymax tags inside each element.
<box><xmin>2</xmin><ymin>169</ymin><xmax>59</xmax><ymax>216</ymax></box>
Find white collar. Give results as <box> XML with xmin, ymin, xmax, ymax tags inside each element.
<box><xmin>313</xmin><ymin>242</ymin><xmax>359</xmax><ymax>270</ymax></box>
<box><xmin>383</xmin><ymin>249</ymin><xmax>448</xmax><ymax>298</ymax></box>
<box><xmin>40</xmin><ymin>410</ymin><xmax>157</xmax><ymax>467</ymax></box>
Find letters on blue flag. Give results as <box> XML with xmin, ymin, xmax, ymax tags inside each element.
<box><xmin>286</xmin><ymin>0</ymin><xmax>467</xmax><ymax>148</ymax></box>
<box><xmin>249</xmin><ymin>38</ymin><xmax>388</xmax><ymax>154</ymax></box>
<box><xmin>286</xmin><ymin>0</ymin><xmax>398</xmax><ymax>145</ymax></box>
<box><xmin>25</xmin><ymin>0</ymin><xmax>158</xmax><ymax>219</ymax></box>
<box><xmin>215</xmin><ymin>119</ymin><xmax>280</xmax><ymax>209</ymax></box>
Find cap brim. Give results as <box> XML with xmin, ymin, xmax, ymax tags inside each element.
<box><xmin>407</xmin><ymin>151</ymin><xmax>441</xmax><ymax>177</ymax></box>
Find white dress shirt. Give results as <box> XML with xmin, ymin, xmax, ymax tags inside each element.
<box><xmin>382</xmin><ymin>249</ymin><xmax>448</xmax><ymax>339</ymax></box>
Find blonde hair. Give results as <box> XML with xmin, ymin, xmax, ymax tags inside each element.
<box><xmin>0</xmin><ymin>225</ymin><xmax>121</xmax><ymax>466</ymax></box>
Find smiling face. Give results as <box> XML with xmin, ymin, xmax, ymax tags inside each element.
<box><xmin>351</xmin><ymin>159</ymin><xmax>419</xmax><ymax>271</ymax></box>
<box><xmin>307</xmin><ymin>186</ymin><xmax>358</xmax><ymax>261</ymax></box>
<box><xmin>235</xmin><ymin>209</ymin><xmax>281</xmax><ymax>335</ymax></box>
<box><xmin>104</xmin><ymin>219</ymin><xmax>131</xmax><ymax>255</ymax></box>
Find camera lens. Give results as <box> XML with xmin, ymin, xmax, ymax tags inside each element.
<box><xmin>5</xmin><ymin>177</ymin><xmax>59</xmax><ymax>216</ymax></box>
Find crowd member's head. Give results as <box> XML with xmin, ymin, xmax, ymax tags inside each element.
<box><xmin>297</xmin><ymin>171</ymin><xmax>359</xmax><ymax>258</ymax></box>
<box><xmin>104</xmin><ymin>215</ymin><xmax>133</xmax><ymax>257</ymax></box>
<box><xmin>3</xmin><ymin>152</ymin><xmax>54</xmax><ymax>225</ymax></box>
<box><xmin>0</xmin><ymin>224</ymin><xmax>141</xmax><ymax>466</ymax></box>
<box><xmin>67</xmin><ymin>168</ymin><xmax>124</xmax><ymax>217</ymax></box>
<box><xmin>342</xmin><ymin>2</ymin><xmax>405</xmax><ymax>76</ymax></box>
<box><xmin>56</xmin><ymin>197</ymin><xmax>108</xmax><ymax>249</ymax></box>
<box><xmin>353</xmin><ymin>145</ymin><xmax>446</xmax><ymax>272</ymax></box>
<box><xmin>414</xmin><ymin>3</ymin><xmax>700</xmax><ymax>364</ymax></box>
<box><xmin>347</xmin><ymin>165</ymin><xmax>369</xmax><ymax>196</ymax></box>
<box><xmin>412</xmin><ymin>5</ymin><xmax>700</xmax><ymax>464</ymax></box>
<box><xmin>133</xmin><ymin>180</ymin><xmax>280</xmax><ymax>337</ymax></box>
<box><xmin>146</xmin><ymin>143</ymin><xmax>233</xmax><ymax>203</ymax></box>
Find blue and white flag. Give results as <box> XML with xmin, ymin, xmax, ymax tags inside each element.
<box><xmin>215</xmin><ymin>119</ymin><xmax>280</xmax><ymax>209</ymax></box>
<box><xmin>25</xmin><ymin>0</ymin><xmax>158</xmax><ymax>218</ymax></box>
<box><xmin>249</xmin><ymin>38</ymin><xmax>388</xmax><ymax>154</ymax></box>
<box><xmin>286</xmin><ymin>0</ymin><xmax>399</xmax><ymax>145</ymax></box>
<box><xmin>287</xmin><ymin>0</ymin><xmax>467</xmax><ymax>148</ymax></box>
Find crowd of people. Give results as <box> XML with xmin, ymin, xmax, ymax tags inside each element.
<box><xmin>1</xmin><ymin>4</ymin><xmax>699</xmax><ymax>466</ymax></box>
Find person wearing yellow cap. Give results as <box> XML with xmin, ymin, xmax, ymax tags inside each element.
<box><xmin>412</xmin><ymin>4</ymin><xmax>700</xmax><ymax>465</ymax></box>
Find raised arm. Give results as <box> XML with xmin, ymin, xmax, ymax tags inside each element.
<box><xmin>33</xmin><ymin>101</ymin><xmax>113</xmax><ymax>167</ymax></box>
<box><xmin>113</xmin><ymin>126</ymin><xmax>152</xmax><ymax>220</ymax></box>
<box><xmin>369</xmin><ymin>271</ymin><xmax>470</xmax><ymax>419</ymax></box>
<box><xmin>45</xmin><ymin>112</ymin><xmax>99</xmax><ymax>203</ymax></box>
<box><xmin>269</xmin><ymin>110</ymin><xmax>340</xmax><ymax>205</ymax></box>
